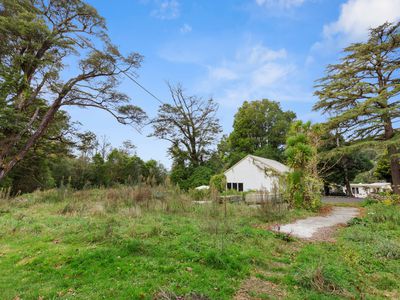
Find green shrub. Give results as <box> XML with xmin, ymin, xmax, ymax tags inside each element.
<box><xmin>189</xmin><ymin>188</ymin><xmax>210</xmax><ymax>201</ymax></box>
<box><xmin>209</xmin><ymin>174</ymin><xmax>226</xmax><ymax>193</ymax></box>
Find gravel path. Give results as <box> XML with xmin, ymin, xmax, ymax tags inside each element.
<box><xmin>274</xmin><ymin>207</ymin><xmax>360</xmax><ymax>239</ymax></box>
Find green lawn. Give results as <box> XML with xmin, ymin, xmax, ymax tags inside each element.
<box><xmin>0</xmin><ymin>187</ymin><xmax>399</xmax><ymax>299</ymax></box>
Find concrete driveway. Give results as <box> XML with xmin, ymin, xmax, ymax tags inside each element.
<box><xmin>322</xmin><ymin>196</ymin><xmax>364</xmax><ymax>204</ymax></box>
<box><xmin>273</xmin><ymin>206</ymin><xmax>360</xmax><ymax>239</ymax></box>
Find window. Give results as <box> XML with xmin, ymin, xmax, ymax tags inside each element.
<box><xmin>226</xmin><ymin>182</ymin><xmax>244</xmax><ymax>191</ymax></box>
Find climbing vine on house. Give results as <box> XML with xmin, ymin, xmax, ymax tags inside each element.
<box><xmin>285</xmin><ymin>121</ymin><xmax>323</xmax><ymax>210</ymax></box>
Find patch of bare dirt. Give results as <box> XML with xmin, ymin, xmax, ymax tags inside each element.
<box><xmin>319</xmin><ymin>205</ymin><xmax>333</xmax><ymax>216</ymax></box>
<box><xmin>234</xmin><ymin>276</ymin><xmax>287</xmax><ymax>300</ymax></box>
<box><xmin>303</xmin><ymin>224</ymin><xmax>345</xmax><ymax>242</ymax></box>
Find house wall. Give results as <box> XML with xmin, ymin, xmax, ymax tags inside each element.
<box><xmin>343</xmin><ymin>184</ymin><xmax>392</xmax><ymax>198</ymax></box>
<box><xmin>224</xmin><ymin>156</ymin><xmax>279</xmax><ymax>192</ymax></box>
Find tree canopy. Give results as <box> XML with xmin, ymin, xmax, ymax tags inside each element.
<box><xmin>0</xmin><ymin>0</ymin><xmax>146</xmax><ymax>181</ymax></box>
<box><xmin>220</xmin><ymin>99</ymin><xmax>296</xmax><ymax>167</ymax></box>
<box><xmin>314</xmin><ymin>22</ymin><xmax>400</xmax><ymax>194</ymax></box>
<box><xmin>151</xmin><ymin>84</ymin><xmax>221</xmax><ymax>166</ymax></box>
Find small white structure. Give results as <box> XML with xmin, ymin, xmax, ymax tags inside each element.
<box><xmin>224</xmin><ymin>155</ymin><xmax>290</xmax><ymax>192</ymax></box>
<box><xmin>195</xmin><ymin>185</ymin><xmax>209</xmax><ymax>190</ymax></box>
<box><xmin>344</xmin><ymin>182</ymin><xmax>392</xmax><ymax>198</ymax></box>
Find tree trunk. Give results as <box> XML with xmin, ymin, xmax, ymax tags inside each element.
<box><xmin>382</xmin><ymin>114</ymin><xmax>400</xmax><ymax>195</ymax></box>
<box><xmin>0</xmin><ymin>100</ymin><xmax>61</xmax><ymax>182</ymax></box>
<box><xmin>324</xmin><ymin>183</ymin><xmax>330</xmax><ymax>196</ymax></box>
<box><xmin>344</xmin><ymin>163</ymin><xmax>353</xmax><ymax>197</ymax></box>
<box><xmin>388</xmin><ymin>145</ymin><xmax>400</xmax><ymax>195</ymax></box>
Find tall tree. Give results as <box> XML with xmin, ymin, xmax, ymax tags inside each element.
<box><xmin>0</xmin><ymin>0</ymin><xmax>146</xmax><ymax>181</ymax></box>
<box><xmin>314</xmin><ymin>22</ymin><xmax>400</xmax><ymax>194</ymax></box>
<box><xmin>221</xmin><ymin>99</ymin><xmax>296</xmax><ymax>167</ymax></box>
<box><xmin>150</xmin><ymin>84</ymin><xmax>221</xmax><ymax>166</ymax></box>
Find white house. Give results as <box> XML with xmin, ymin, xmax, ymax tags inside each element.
<box><xmin>224</xmin><ymin>155</ymin><xmax>290</xmax><ymax>192</ymax></box>
<box><xmin>344</xmin><ymin>182</ymin><xmax>392</xmax><ymax>198</ymax></box>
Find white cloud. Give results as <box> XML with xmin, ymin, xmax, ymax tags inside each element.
<box><xmin>151</xmin><ymin>0</ymin><xmax>180</xmax><ymax>20</ymax></box>
<box><xmin>180</xmin><ymin>23</ymin><xmax>192</xmax><ymax>34</ymax></box>
<box><xmin>242</xmin><ymin>45</ymin><xmax>287</xmax><ymax>64</ymax></box>
<box><xmin>255</xmin><ymin>0</ymin><xmax>306</xmax><ymax>9</ymax></box>
<box><xmin>199</xmin><ymin>43</ymin><xmax>308</xmax><ymax>107</ymax></box>
<box><xmin>321</xmin><ymin>0</ymin><xmax>400</xmax><ymax>45</ymax></box>
<box><xmin>209</xmin><ymin>67</ymin><xmax>238</xmax><ymax>81</ymax></box>
<box><xmin>251</xmin><ymin>63</ymin><xmax>293</xmax><ymax>87</ymax></box>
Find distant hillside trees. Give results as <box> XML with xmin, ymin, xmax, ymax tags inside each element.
<box><xmin>0</xmin><ymin>0</ymin><xmax>146</xmax><ymax>182</ymax></box>
<box><xmin>219</xmin><ymin>99</ymin><xmax>296</xmax><ymax>168</ymax></box>
<box><xmin>314</xmin><ymin>22</ymin><xmax>400</xmax><ymax>194</ymax></box>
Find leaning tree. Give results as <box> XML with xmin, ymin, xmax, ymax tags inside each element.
<box><xmin>314</xmin><ymin>22</ymin><xmax>400</xmax><ymax>194</ymax></box>
<box><xmin>0</xmin><ymin>0</ymin><xmax>146</xmax><ymax>181</ymax></box>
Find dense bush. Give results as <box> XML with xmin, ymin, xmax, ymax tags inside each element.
<box><xmin>2</xmin><ymin>148</ymin><xmax>167</xmax><ymax>194</ymax></box>
<box><xmin>209</xmin><ymin>174</ymin><xmax>226</xmax><ymax>193</ymax></box>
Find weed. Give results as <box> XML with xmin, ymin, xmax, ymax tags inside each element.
<box><xmin>375</xmin><ymin>240</ymin><xmax>400</xmax><ymax>259</ymax></box>
<box><xmin>369</xmin><ymin>205</ymin><xmax>400</xmax><ymax>225</ymax></box>
<box><xmin>297</xmin><ymin>265</ymin><xmax>347</xmax><ymax>296</ymax></box>
<box><xmin>347</xmin><ymin>217</ymin><xmax>367</xmax><ymax>226</ymax></box>
<box><xmin>125</xmin><ymin>239</ymin><xmax>146</xmax><ymax>255</ymax></box>
<box><xmin>274</xmin><ymin>232</ymin><xmax>295</xmax><ymax>242</ymax></box>
<box><xmin>0</xmin><ymin>187</ymin><xmax>12</xmax><ymax>201</ymax></box>
<box><xmin>155</xmin><ymin>289</ymin><xmax>210</xmax><ymax>300</ymax></box>
<box><xmin>343</xmin><ymin>228</ymin><xmax>375</xmax><ymax>242</ymax></box>
<box><xmin>256</xmin><ymin>191</ymin><xmax>288</xmax><ymax>222</ymax></box>
<box><xmin>203</xmin><ymin>249</ymin><xmax>247</xmax><ymax>274</ymax></box>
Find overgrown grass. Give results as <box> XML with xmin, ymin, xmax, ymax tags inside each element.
<box><xmin>284</xmin><ymin>202</ymin><xmax>400</xmax><ymax>299</ymax></box>
<box><xmin>0</xmin><ymin>185</ymin><xmax>309</xmax><ymax>299</ymax></box>
<box><xmin>0</xmin><ymin>188</ymin><xmax>399</xmax><ymax>299</ymax></box>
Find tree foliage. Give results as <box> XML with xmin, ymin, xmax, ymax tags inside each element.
<box><xmin>0</xmin><ymin>0</ymin><xmax>146</xmax><ymax>181</ymax></box>
<box><xmin>314</xmin><ymin>22</ymin><xmax>400</xmax><ymax>194</ymax></box>
<box><xmin>285</xmin><ymin>121</ymin><xmax>322</xmax><ymax>210</ymax></box>
<box><xmin>209</xmin><ymin>173</ymin><xmax>226</xmax><ymax>193</ymax></box>
<box><xmin>220</xmin><ymin>99</ymin><xmax>296</xmax><ymax>168</ymax></box>
<box><xmin>318</xmin><ymin>132</ymin><xmax>374</xmax><ymax>196</ymax></box>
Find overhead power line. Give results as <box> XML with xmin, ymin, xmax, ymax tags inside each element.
<box><xmin>82</xmin><ymin>40</ymin><xmax>166</xmax><ymax>105</ymax></box>
<box><xmin>120</xmin><ymin>69</ymin><xmax>165</xmax><ymax>105</ymax></box>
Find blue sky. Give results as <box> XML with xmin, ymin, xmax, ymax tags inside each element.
<box><xmin>66</xmin><ymin>0</ymin><xmax>400</xmax><ymax>168</ymax></box>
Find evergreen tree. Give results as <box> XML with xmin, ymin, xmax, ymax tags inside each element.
<box><xmin>314</xmin><ymin>22</ymin><xmax>400</xmax><ymax>194</ymax></box>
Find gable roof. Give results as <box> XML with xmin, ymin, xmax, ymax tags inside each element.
<box><xmin>224</xmin><ymin>154</ymin><xmax>290</xmax><ymax>175</ymax></box>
